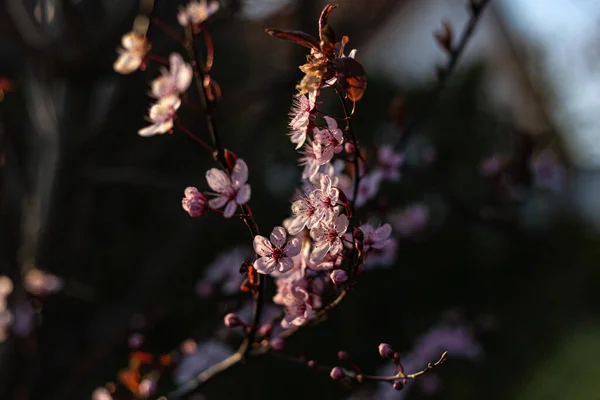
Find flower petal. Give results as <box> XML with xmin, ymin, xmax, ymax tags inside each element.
<box><xmin>253</xmin><ymin>235</ymin><xmax>273</xmax><ymax>257</ymax></box>
<box><xmin>205</xmin><ymin>168</ymin><xmax>231</xmax><ymax>193</ymax></box>
<box><xmin>334</xmin><ymin>214</ymin><xmax>349</xmax><ymax>234</ymax></box>
<box><xmin>323</xmin><ymin>116</ymin><xmax>338</xmax><ymax>131</ymax></box>
<box><xmin>287</xmin><ymin>216</ymin><xmax>307</xmax><ymax>235</ymax></box>
<box><xmin>235</xmin><ymin>184</ymin><xmax>251</xmax><ymax>205</ymax></box>
<box><xmin>278</xmin><ymin>257</ymin><xmax>294</xmax><ymax>273</ymax></box>
<box><xmin>223</xmin><ymin>200</ymin><xmax>237</xmax><ymax>218</ymax></box>
<box><xmin>373</xmin><ymin>224</ymin><xmax>392</xmax><ymax>242</ymax></box>
<box><xmin>114</xmin><ymin>53</ymin><xmax>141</xmax><ymax>75</ymax></box>
<box><xmin>208</xmin><ymin>196</ymin><xmax>228</xmax><ymax>209</ymax></box>
<box><xmin>254</xmin><ymin>256</ymin><xmax>276</xmax><ymax>274</ymax></box>
<box><xmin>231</xmin><ymin>159</ymin><xmax>248</xmax><ymax>186</ymax></box>
<box><xmin>283</xmin><ymin>237</ymin><xmax>301</xmax><ymax>257</ymax></box>
<box><xmin>310</xmin><ymin>241</ymin><xmax>330</xmax><ymax>261</ymax></box>
<box><xmin>269</xmin><ymin>226</ymin><xmax>287</xmax><ymax>248</ymax></box>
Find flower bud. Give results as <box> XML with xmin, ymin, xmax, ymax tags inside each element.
<box><xmin>337</xmin><ymin>350</ymin><xmax>350</xmax><ymax>362</ymax></box>
<box><xmin>307</xmin><ymin>360</ymin><xmax>316</xmax><ymax>368</ymax></box>
<box><xmin>330</xmin><ymin>269</ymin><xmax>348</xmax><ymax>285</ymax></box>
<box><xmin>393</xmin><ymin>352</ymin><xmax>400</xmax><ymax>363</ymax></box>
<box><xmin>271</xmin><ymin>337</ymin><xmax>285</xmax><ymax>351</ymax></box>
<box><xmin>393</xmin><ymin>381</ymin><xmax>404</xmax><ymax>391</ymax></box>
<box><xmin>223</xmin><ymin>313</ymin><xmax>243</xmax><ymax>328</ymax></box>
<box><xmin>344</xmin><ymin>142</ymin><xmax>356</xmax><ymax>154</ymax></box>
<box><xmin>182</xmin><ymin>187</ymin><xmax>208</xmax><ymax>217</ymax></box>
<box><xmin>330</xmin><ymin>367</ymin><xmax>344</xmax><ymax>380</ymax></box>
<box><xmin>378</xmin><ymin>343</ymin><xmax>394</xmax><ymax>358</ymax></box>
<box><xmin>259</xmin><ymin>323</ymin><xmax>273</xmax><ymax>338</ymax></box>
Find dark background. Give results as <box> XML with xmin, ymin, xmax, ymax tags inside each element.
<box><xmin>1</xmin><ymin>0</ymin><xmax>599</xmax><ymax>399</ymax></box>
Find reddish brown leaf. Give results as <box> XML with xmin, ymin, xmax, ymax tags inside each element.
<box><xmin>334</xmin><ymin>57</ymin><xmax>367</xmax><ymax>102</ymax></box>
<box><xmin>264</xmin><ymin>29</ymin><xmax>320</xmax><ymax>51</ymax></box>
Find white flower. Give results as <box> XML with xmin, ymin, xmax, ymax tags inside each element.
<box><xmin>288</xmin><ymin>91</ymin><xmax>316</xmax><ymax>149</ymax></box>
<box><xmin>253</xmin><ymin>227</ymin><xmax>301</xmax><ymax>274</ymax></box>
<box><xmin>150</xmin><ymin>53</ymin><xmax>193</xmax><ymax>100</ymax></box>
<box><xmin>114</xmin><ymin>32</ymin><xmax>150</xmax><ymax>75</ymax></box>
<box><xmin>298</xmin><ymin>140</ymin><xmax>321</xmax><ymax>180</ymax></box>
<box><xmin>205</xmin><ymin>159</ymin><xmax>251</xmax><ymax>218</ymax></box>
<box><xmin>288</xmin><ymin>174</ymin><xmax>339</xmax><ymax>235</ymax></box>
<box><xmin>313</xmin><ymin>116</ymin><xmax>344</xmax><ymax>165</ymax></box>
<box><xmin>310</xmin><ymin>214</ymin><xmax>349</xmax><ymax>261</ymax></box>
<box><xmin>177</xmin><ymin>0</ymin><xmax>220</xmax><ymax>26</ymax></box>
<box><xmin>138</xmin><ymin>95</ymin><xmax>181</xmax><ymax>136</ymax></box>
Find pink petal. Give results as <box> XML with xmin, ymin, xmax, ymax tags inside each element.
<box><xmin>223</xmin><ymin>201</ymin><xmax>237</xmax><ymax>218</ymax></box>
<box><xmin>373</xmin><ymin>224</ymin><xmax>392</xmax><ymax>242</ymax></box>
<box><xmin>253</xmin><ymin>235</ymin><xmax>273</xmax><ymax>257</ymax></box>
<box><xmin>283</xmin><ymin>237</ymin><xmax>301</xmax><ymax>257</ymax></box>
<box><xmin>323</xmin><ymin>116</ymin><xmax>338</xmax><ymax>131</ymax></box>
<box><xmin>334</xmin><ymin>214</ymin><xmax>349</xmax><ymax>234</ymax></box>
<box><xmin>270</xmin><ymin>226</ymin><xmax>287</xmax><ymax>248</ymax></box>
<box><xmin>208</xmin><ymin>195</ymin><xmax>228</xmax><ymax>209</ymax></box>
<box><xmin>235</xmin><ymin>184</ymin><xmax>251</xmax><ymax>205</ymax></box>
<box><xmin>310</xmin><ymin>241</ymin><xmax>330</xmax><ymax>261</ymax></box>
<box><xmin>205</xmin><ymin>168</ymin><xmax>231</xmax><ymax>193</ymax></box>
<box><xmin>254</xmin><ymin>256</ymin><xmax>276</xmax><ymax>274</ymax></box>
<box><xmin>329</xmin><ymin>240</ymin><xmax>343</xmax><ymax>256</ymax></box>
<box><xmin>287</xmin><ymin>216</ymin><xmax>307</xmax><ymax>236</ymax></box>
<box><xmin>231</xmin><ymin>159</ymin><xmax>248</xmax><ymax>186</ymax></box>
<box><xmin>309</xmin><ymin>227</ymin><xmax>325</xmax><ymax>241</ymax></box>
<box><xmin>278</xmin><ymin>257</ymin><xmax>294</xmax><ymax>273</ymax></box>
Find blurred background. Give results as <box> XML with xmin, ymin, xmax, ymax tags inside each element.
<box><xmin>1</xmin><ymin>0</ymin><xmax>600</xmax><ymax>399</ymax></box>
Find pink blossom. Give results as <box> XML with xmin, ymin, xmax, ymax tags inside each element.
<box><xmin>113</xmin><ymin>32</ymin><xmax>150</xmax><ymax>75</ymax></box>
<box><xmin>23</xmin><ymin>269</ymin><xmax>63</xmax><ymax>297</ymax></box>
<box><xmin>274</xmin><ymin>275</ymin><xmax>320</xmax><ymax>328</ymax></box>
<box><xmin>205</xmin><ymin>159</ymin><xmax>251</xmax><ymax>218</ymax></box>
<box><xmin>253</xmin><ymin>227</ymin><xmax>301</xmax><ymax>274</ymax></box>
<box><xmin>138</xmin><ymin>95</ymin><xmax>181</xmax><ymax>137</ymax></box>
<box><xmin>365</xmin><ymin>237</ymin><xmax>398</xmax><ymax>268</ymax></box>
<box><xmin>299</xmin><ymin>140</ymin><xmax>321</xmax><ymax>180</ymax></box>
<box><xmin>150</xmin><ymin>53</ymin><xmax>193</xmax><ymax>100</ymax></box>
<box><xmin>378</xmin><ymin>145</ymin><xmax>404</xmax><ymax>181</ymax></box>
<box><xmin>307</xmin><ymin>252</ymin><xmax>343</xmax><ymax>270</ymax></box>
<box><xmin>330</xmin><ymin>269</ymin><xmax>347</xmax><ymax>284</ymax></box>
<box><xmin>288</xmin><ymin>91</ymin><xmax>317</xmax><ymax>149</ymax></box>
<box><xmin>359</xmin><ymin>223</ymin><xmax>392</xmax><ymax>253</ymax></box>
<box><xmin>177</xmin><ymin>0</ymin><xmax>220</xmax><ymax>26</ymax></box>
<box><xmin>391</xmin><ymin>203</ymin><xmax>428</xmax><ymax>236</ymax></box>
<box><xmin>288</xmin><ymin>174</ymin><xmax>340</xmax><ymax>235</ymax></box>
<box><xmin>182</xmin><ymin>187</ymin><xmax>208</xmax><ymax>217</ymax></box>
<box><xmin>92</xmin><ymin>387</ymin><xmax>113</xmax><ymax>400</ymax></box>
<box><xmin>350</xmin><ymin>169</ymin><xmax>383</xmax><ymax>208</ymax></box>
<box><xmin>310</xmin><ymin>214</ymin><xmax>349</xmax><ymax>261</ymax></box>
<box><xmin>313</xmin><ymin>116</ymin><xmax>344</xmax><ymax>165</ymax></box>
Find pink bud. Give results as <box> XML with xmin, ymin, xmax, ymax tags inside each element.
<box><xmin>337</xmin><ymin>350</ymin><xmax>350</xmax><ymax>362</ymax></box>
<box><xmin>330</xmin><ymin>269</ymin><xmax>348</xmax><ymax>285</ymax></box>
<box><xmin>223</xmin><ymin>313</ymin><xmax>243</xmax><ymax>328</ymax></box>
<box><xmin>307</xmin><ymin>360</ymin><xmax>316</xmax><ymax>368</ymax></box>
<box><xmin>259</xmin><ymin>323</ymin><xmax>273</xmax><ymax>338</ymax></box>
<box><xmin>271</xmin><ymin>337</ymin><xmax>285</xmax><ymax>351</ymax></box>
<box><xmin>393</xmin><ymin>381</ymin><xmax>404</xmax><ymax>391</ymax></box>
<box><xmin>344</xmin><ymin>142</ymin><xmax>355</xmax><ymax>154</ymax></box>
<box><xmin>378</xmin><ymin>343</ymin><xmax>394</xmax><ymax>358</ymax></box>
<box><xmin>330</xmin><ymin>367</ymin><xmax>344</xmax><ymax>380</ymax></box>
<box><xmin>182</xmin><ymin>187</ymin><xmax>208</xmax><ymax>217</ymax></box>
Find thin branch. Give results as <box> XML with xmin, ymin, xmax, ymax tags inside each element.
<box><xmin>394</xmin><ymin>0</ymin><xmax>492</xmax><ymax>151</ymax></box>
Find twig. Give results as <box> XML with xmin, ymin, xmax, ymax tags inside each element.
<box><xmin>394</xmin><ymin>0</ymin><xmax>491</xmax><ymax>151</ymax></box>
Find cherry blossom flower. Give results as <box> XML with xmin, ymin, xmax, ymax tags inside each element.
<box><xmin>177</xmin><ymin>0</ymin><xmax>220</xmax><ymax>27</ymax></box>
<box><xmin>289</xmin><ymin>91</ymin><xmax>317</xmax><ymax>149</ymax></box>
<box><xmin>150</xmin><ymin>53</ymin><xmax>193</xmax><ymax>100</ymax></box>
<box><xmin>348</xmin><ymin>169</ymin><xmax>383</xmax><ymax>208</ymax></box>
<box><xmin>359</xmin><ymin>223</ymin><xmax>392</xmax><ymax>253</ymax></box>
<box><xmin>298</xmin><ymin>140</ymin><xmax>321</xmax><ymax>180</ymax></box>
<box><xmin>23</xmin><ymin>268</ymin><xmax>63</xmax><ymax>297</ymax></box>
<box><xmin>365</xmin><ymin>237</ymin><xmax>398</xmax><ymax>268</ymax></box>
<box><xmin>274</xmin><ymin>273</ymin><xmax>323</xmax><ymax>327</ymax></box>
<box><xmin>113</xmin><ymin>32</ymin><xmax>150</xmax><ymax>75</ymax></box>
<box><xmin>288</xmin><ymin>174</ymin><xmax>339</xmax><ymax>235</ymax></box>
<box><xmin>391</xmin><ymin>203</ymin><xmax>428</xmax><ymax>236</ymax></box>
<box><xmin>330</xmin><ymin>269</ymin><xmax>347</xmax><ymax>284</ymax></box>
<box><xmin>92</xmin><ymin>387</ymin><xmax>113</xmax><ymax>400</ymax></box>
<box><xmin>253</xmin><ymin>226</ymin><xmax>301</xmax><ymax>274</ymax></box>
<box><xmin>205</xmin><ymin>159</ymin><xmax>251</xmax><ymax>218</ymax></box>
<box><xmin>182</xmin><ymin>187</ymin><xmax>208</xmax><ymax>217</ymax></box>
<box><xmin>138</xmin><ymin>95</ymin><xmax>181</xmax><ymax>137</ymax></box>
<box><xmin>310</xmin><ymin>214</ymin><xmax>349</xmax><ymax>261</ymax></box>
<box><xmin>377</xmin><ymin>145</ymin><xmax>404</xmax><ymax>182</ymax></box>
<box><xmin>313</xmin><ymin>116</ymin><xmax>344</xmax><ymax>165</ymax></box>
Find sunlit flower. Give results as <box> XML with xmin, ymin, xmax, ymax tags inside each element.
<box><xmin>138</xmin><ymin>95</ymin><xmax>181</xmax><ymax>137</ymax></box>
<box><xmin>177</xmin><ymin>0</ymin><xmax>220</xmax><ymax>26</ymax></box>
<box><xmin>205</xmin><ymin>159</ymin><xmax>251</xmax><ymax>218</ymax></box>
<box><xmin>313</xmin><ymin>116</ymin><xmax>344</xmax><ymax>165</ymax></box>
<box><xmin>288</xmin><ymin>91</ymin><xmax>317</xmax><ymax>149</ymax></box>
<box><xmin>299</xmin><ymin>140</ymin><xmax>321</xmax><ymax>180</ymax></box>
<box><xmin>358</xmin><ymin>223</ymin><xmax>392</xmax><ymax>253</ymax></box>
<box><xmin>310</xmin><ymin>214</ymin><xmax>349</xmax><ymax>261</ymax></box>
<box><xmin>253</xmin><ymin>226</ymin><xmax>301</xmax><ymax>274</ymax></box>
<box><xmin>350</xmin><ymin>169</ymin><xmax>383</xmax><ymax>208</ymax></box>
<box><xmin>288</xmin><ymin>174</ymin><xmax>339</xmax><ymax>235</ymax></box>
<box><xmin>150</xmin><ymin>53</ymin><xmax>193</xmax><ymax>100</ymax></box>
<box><xmin>114</xmin><ymin>32</ymin><xmax>150</xmax><ymax>74</ymax></box>
<box><xmin>182</xmin><ymin>187</ymin><xmax>208</xmax><ymax>217</ymax></box>
<box><xmin>92</xmin><ymin>387</ymin><xmax>113</xmax><ymax>400</ymax></box>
